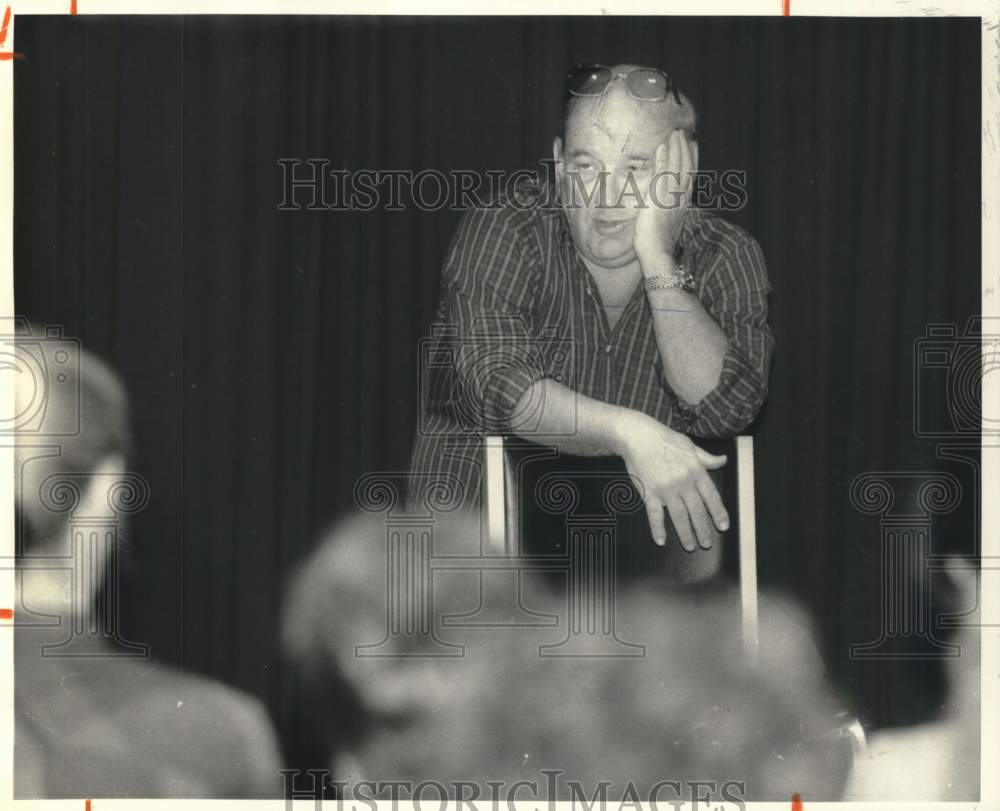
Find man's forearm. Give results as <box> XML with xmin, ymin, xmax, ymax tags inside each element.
<box><xmin>509</xmin><ymin>378</ymin><xmax>640</xmax><ymax>457</ymax></box>
<box><xmin>644</xmin><ymin>255</ymin><xmax>728</xmax><ymax>405</ymax></box>
<box><xmin>509</xmin><ymin>376</ymin><xmax>731</xmax><ymax>549</ymax></box>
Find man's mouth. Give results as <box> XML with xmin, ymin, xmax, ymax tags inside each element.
<box><xmin>592</xmin><ymin>217</ymin><xmax>632</xmax><ymax>236</ymax></box>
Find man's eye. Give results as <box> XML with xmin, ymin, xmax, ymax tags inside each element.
<box><xmin>576</xmin><ymin>163</ymin><xmax>594</xmax><ymax>172</ymax></box>
<box><xmin>627</xmin><ymin>163</ymin><xmax>650</xmax><ymax>173</ymax></box>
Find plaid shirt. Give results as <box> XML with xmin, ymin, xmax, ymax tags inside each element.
<box><xmin>407</xmin><ymin>179</ymin><xmax>774</xmax><ymax>508</ymax></box>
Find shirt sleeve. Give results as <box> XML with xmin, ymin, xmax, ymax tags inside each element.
<box><xmin>664</xmin><ymin>235</ymin><xmax>775</xmax><ymax>437</ymax></box>
<box><xmin>439</xmin><ymin>205</ymin><xmax>547</xmax><ymax>433</ymax></box>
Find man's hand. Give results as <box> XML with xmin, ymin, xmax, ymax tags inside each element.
<box><xmin>632</xmin><ymin>130</ymin><xmax>696</xmax><ymax>271</ymax></box>
<box><xmin>613</xmin><ymin>409</ymin><xmax>729</xmax><ymax>552</ymax></box>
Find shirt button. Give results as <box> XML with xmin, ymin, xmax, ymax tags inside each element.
<box><xmin>605</xmin><ymin>344</ymin><xmax>612</xmax><ymax>354</ymax></box>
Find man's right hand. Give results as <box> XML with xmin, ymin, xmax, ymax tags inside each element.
<box><xmin>612</xmin><ymin>410</ymin><xmax>729</xmax><ymax>552</ymax></box>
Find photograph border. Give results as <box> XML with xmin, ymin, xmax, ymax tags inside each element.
<box><xmin>0</xmin><ymin>1</ymin><xmax>996</xmax><ymax>809</ymax></box>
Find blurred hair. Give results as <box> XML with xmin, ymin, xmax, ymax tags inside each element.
<box><xmin>15</xmin><ymin>324</ymin><xmax>132</xmax><ymax>549</ymax></box>
<box><xmin>17</xmin><ymin>323</ymin><xmax>132</xmax><ymax>468</ymax></box>
<box><xmin>283</xmin><ymin>511</ymin><xmax>853</xmax><ymax>801</ymax></box>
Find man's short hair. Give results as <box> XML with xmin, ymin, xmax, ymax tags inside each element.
<box><xmin>283</xmin><ymin>512</ymin><xmax>853</xmax><ymax>800</ymax></box>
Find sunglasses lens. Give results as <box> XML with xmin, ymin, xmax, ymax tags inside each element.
<box><xmin>566</xmin><ymin>66</ymin><xmax>611</xmax><ymax>96</ymax></box>
<box><xmin>627</xmin><ymin>68</ymin><xmax>669</xmax><ymax>100</ymax></box>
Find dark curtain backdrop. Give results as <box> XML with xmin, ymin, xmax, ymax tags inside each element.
<box><xmin>14</xmin><ymin>15</ymin><xmax>981</xmax><ymax>765</ymax></box>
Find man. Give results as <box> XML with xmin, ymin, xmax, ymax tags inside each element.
<box><xmin>409</xmin><ymin>64</ymin><xmax>774</xmax><ymax>552</ymax></box>
<box><xmin>11</xmin><ymin>327</ymin><xmax>283</xmax><ymax>798</ymax></box>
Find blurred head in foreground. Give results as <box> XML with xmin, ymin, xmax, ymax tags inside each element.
<box><xmin>283</xmin><ymin>511</ymin><xmax>853</xmax><ymax>801</ymax></box>
<box><xmin>12</xmin><ymin>322</ymin><xmax>132</xmax><ymax>616</ymax></box>
<box><xmin>11</xmin><ymin>323</ymin><xmax>285</xmax><ymax>799</ymax></box>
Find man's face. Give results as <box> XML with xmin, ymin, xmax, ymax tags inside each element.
<box><xmin>554</xmin><ymin>68</ymin><xmax>673</xmax><ymax>270</ymax></box>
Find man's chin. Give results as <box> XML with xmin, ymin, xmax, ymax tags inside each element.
<box><xmin>586</xmin><ymin>241</ymin><xmax>636</xmax><ymax>269</ymax></box>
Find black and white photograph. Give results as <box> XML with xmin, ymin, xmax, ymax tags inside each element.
<box><xmin>2</xmin><ymin>4</ymin><xmax>996</xmax><ymax>808</ymax></box>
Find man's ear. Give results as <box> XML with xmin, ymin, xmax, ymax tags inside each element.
<box><xmin>552</xmin><ymin>136</ymin><xmax>565</xmax><ymax>183</ymax></box>
<box><xmin>78</xmin><ymin>455</ymin><xmax>128</xmax><ymax>519</ymax></box>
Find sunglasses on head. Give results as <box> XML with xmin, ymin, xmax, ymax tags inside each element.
<box><xmin>564</xmin><ymin>64</ymin><xmax>683</xmax><ymax>105</ymax></box>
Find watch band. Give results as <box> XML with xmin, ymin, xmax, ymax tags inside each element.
<box><xmin>643</xmin><ymin>264</ymin><xmax>695</xmax><ymax>293</ymax></box>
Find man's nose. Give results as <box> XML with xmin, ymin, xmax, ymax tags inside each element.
<box><xmin>598</xmin><ymin>170</ymin><xmax>628</xmax><ymax>208</ymax></box>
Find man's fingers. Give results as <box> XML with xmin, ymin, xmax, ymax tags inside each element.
<box><xmin>678</xmin><ymin>131</ymin><xmax>693</xmax><ymax>192</ymax></box>
<box><xmin>665</xmin><ymin>130</ymin><xmax>681</xmax><ymax>177</ymax></box>
<box><xmin>654</xmin><ymin>142</ymin><xmax>667</xmax><ymax>170</ymax></box>
<box><xmin>696</xmin><ymin>472</ymin><xmax>730</xmax><ymax>532</ymax></box>
<box><xmin>695</xmin><ymin>448</ymin><xmax>728</xmax><ymax>470</ymax></box>
<box><xmin>681</xmin><ymin>488</ymin><xmax>717</xmax><ymax>550</ymax></box>
<box><xmin>642</xmin><ymin>144</ymin><xmax>669</xmax><ymax>212</ymax></box>
<box><xmin>682</xmin><ymin>139</ymin><xmax>695</xmax><ymax>206</ymax></box>
<box><xmin>689</xmin><ymin>139</ymin><xmax>700</xmax><ymax>198</ymax></box>
<box><xmin>664</xmin><ymin>494</ymin><xmax>696</xmax><ymax>553</ymax></box>
<box><xmin>644</xmin><ymin>497</ymin><xmax>667</xmax><ymax>547</ymax></box>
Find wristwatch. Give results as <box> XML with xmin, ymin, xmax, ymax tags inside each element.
<box><xmin>643</xmin><ymin>264</ymin><xmax>695</xmax><ymax>293</ymax></box>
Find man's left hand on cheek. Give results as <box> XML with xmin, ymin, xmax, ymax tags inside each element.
<box><xmin>633</xmin><ymin>129</ymin><xmax>696</xmax><ymax>274</ymax></box>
